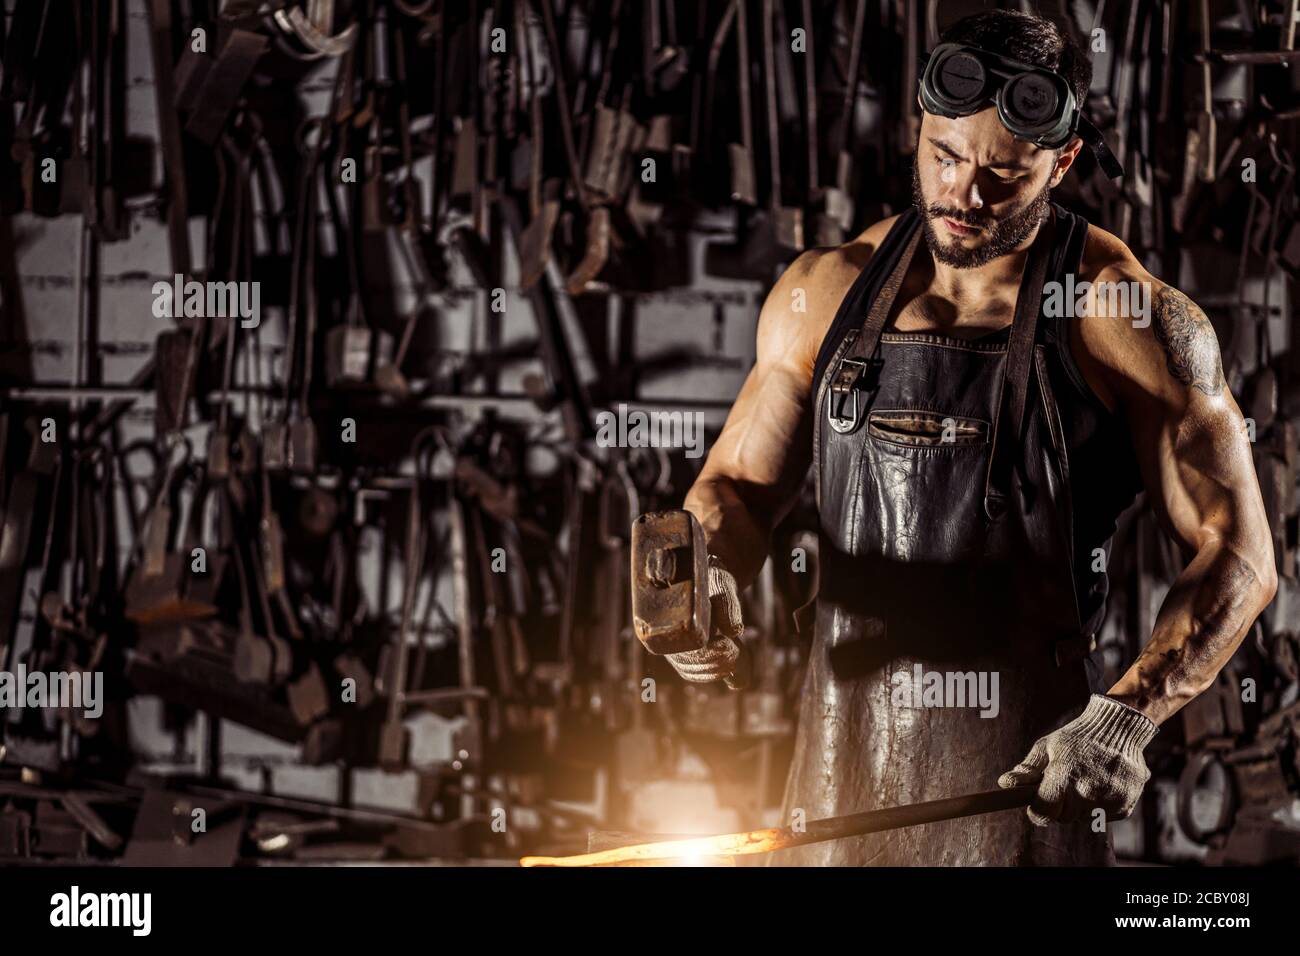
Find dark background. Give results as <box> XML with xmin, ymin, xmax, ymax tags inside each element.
<box><xmin>1</xmin><ymin>0</ymin><xmax>1298</xmax><ymax>866</ymax></box>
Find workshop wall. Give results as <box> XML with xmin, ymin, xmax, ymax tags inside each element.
<box><xmin>2</xmin><ymin>0</ymin><xmax>1299</xmax><ymax>865</ymax></box>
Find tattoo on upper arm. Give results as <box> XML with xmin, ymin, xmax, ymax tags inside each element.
<box><xmin>1152</xmin><ymin>287</ymin><xmax>1225</xmax><ymax>396</ymax></box>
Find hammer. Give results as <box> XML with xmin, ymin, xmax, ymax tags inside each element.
<box><xmin>630</xmin><ymin>510</ymin><xmax>751</xmax><ymax>691</ymax></box>
<box><xmin>520</xmin><ymin>785</ymin><xmax>1037</xmax><ymax>866</ymax></box>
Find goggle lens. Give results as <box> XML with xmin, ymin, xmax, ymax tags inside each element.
<box><xmin>934</xmin><ymin>51</ymin><xmax>987</xmax><ymax>105</ymax></box>
<box><xmin>1003</xmin><ymin>73</ymin><xmax>1061</xmax><ymax>127</ymax></box>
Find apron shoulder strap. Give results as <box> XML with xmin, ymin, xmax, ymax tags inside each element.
<box><xmin>983</xmin><ymin>215</ymin><xmax>1057</xmax><ymax>520</ymax></box>
<box><xmin>843</xmin><ymin>228</ymin><xmax>924</xmax><ymax>364</ymax></box>
<box><xmin>811</xmin><ymin>207</ymin><xmax>922</xmax><ymax>391</ymax></box>
<box><xmin>822</xmin><ymin>221</ymin><xmax>924</xmax><ymax>434</ymax></box>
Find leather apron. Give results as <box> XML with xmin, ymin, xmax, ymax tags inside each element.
<box><xmin>771</xmin><ymin>207</ymin><xmax>1113</xmax><ymax>866</ymax></box>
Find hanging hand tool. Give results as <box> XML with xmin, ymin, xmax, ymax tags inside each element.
<box><xmin>177</xmin><ymin>28</ymin><xmax>269</xmax><ymax>147</ymax></box>
<box><xmin>567</xmin><ymin>0</ymin><xmax>639</xmax><ymax>294</ymax></box>
<box><xmin>729</xmin><ymin>0</ymin><xmax>758</xmax><ymax>205</ymax></box>
<box><xmin>0</xmin><ymin>421</ymin><xmax>59</xmax><ymax>671</ymax></box>
<box><xmin>270</xmin><ymin>0</ymin><xmax>359</xmax><ymax>60</ymax></box>
<box><xmin>707</xmin><ymin>0</ymin><xmax>809</xmax><ymax>275</ymax></box>
<box><xmin>579</xmin><ymin>0</ymin><xmax>637</xmax><ymax>205</ymax></box>
<box><xmin>818</xmin><ymin>0</ymin><xmax>865</xmax><ymax>245</ymax></box>
<box><xmin>326</xmin><ymin>120</ymin><xmax>397</xmax><ymax>387</ymax></box>
<box><xmin>896</xmin><ymin>0</ymin><xmax>925</xmax><ymax>152</ymax></box>
<box><xmin>767</xmin><ymin>0</ymin><xmax>803</xmax><ymax>250</ymax></box>
<box><xmin>797</xmin><ymin>0</ymin><xmax>822</xmax><ymax>241</ymax></box>
<box><xmin>87</xmin><ymin>0</ymin><xmax>127</xmax><ymax>240</ymax></box>
<box><xmin>58</xmin><ymin>0</ymin><xmax>89</xmax><ymax>216</ymax></box>
<box><xmin>698</xmin><ymin>0</ymin><xmax>738</xmax><ymax>198</ymax></box>
<box><xmin>1196</xmin><ymin>0</ymin><xmax>1218</xmax><ymax>183</ymax></box>
<box><xmin>269</xmin><ymin>115</ymin><xmax>332</xmax><ymax>473</ymax></box>
<box><xmin>144</xmin><ymin>0</ymin><xmax>192</xmax><ymax>275</ymax></box>
<box><xmin>517</xmin><ymin>0</ymin><xmax>561</xmax><ymax>289</ymax></box>
<box><xmin>450</xmin><ymin>0</ymin><xmax>491</xmax><ymax>244</ymax></box>
<box><xmin>125</xmin><ymin>469</ymin><xmax>230</xmax><ymax>627</ymax></box>
<box><xmin>534</xmin><ymin>0</ymin><xmax>594</xmax><ymax>278</ymax></box>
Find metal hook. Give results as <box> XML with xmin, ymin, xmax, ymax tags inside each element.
<box><xmin>270</xmin><ymin>3</ymin><xmax>358</xmax><ymax>61</ymax></box>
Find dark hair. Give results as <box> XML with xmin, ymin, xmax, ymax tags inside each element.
<box><xmin>940</xmin><ymin>9</ymin><xmax>1092</xmax><ymax>107</ymax></box>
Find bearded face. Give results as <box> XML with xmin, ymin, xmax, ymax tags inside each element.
<box><xmin>910</xmin><ymin>109</ymin><xmax>1062</xmax><ymax>269</ymax></box>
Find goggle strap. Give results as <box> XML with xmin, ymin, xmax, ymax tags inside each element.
<box><xmin>1075</xmin><ymin>115</ymin><xmax>1125</xmax><ymax>179</ymax></box>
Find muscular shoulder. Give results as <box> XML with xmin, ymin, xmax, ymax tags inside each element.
<box><xmin>1069</xmin><ymin>224</ymin><xmax>1226</xmax><ymax>412</ymax></box>
<box><xmin>758</xmin><ymin>216</ymin><xmax>899</xmax><ymax>377</ymax></box>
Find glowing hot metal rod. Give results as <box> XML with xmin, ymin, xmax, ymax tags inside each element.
<box><xmin>520</xmin><ymin>785</ymin><xmax>1037</xmax><ymax>867</ymax></box>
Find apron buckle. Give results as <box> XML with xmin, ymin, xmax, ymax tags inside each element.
<box><xmin>828</xmin><ymin>357</ymin><xmax>873</xmax><ymax>434</ymax></box>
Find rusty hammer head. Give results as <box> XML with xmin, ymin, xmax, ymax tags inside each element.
<box><xmin>630</xmin><ymin>510</ymin><xmax>711</xmax><ymax>656</ymax></box>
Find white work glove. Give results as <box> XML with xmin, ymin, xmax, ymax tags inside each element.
<box><xmin>998</xmin><ymin>694</ymin><xmax>1158</xmax><ymax>826</ymax></box>
<box><xmin>665</xmin><ymin>562</ymin><xmax>745</xmax><ymax>684</ymax></box>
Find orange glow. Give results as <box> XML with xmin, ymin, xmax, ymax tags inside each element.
<box><xmin>520</xmin><ymin>825</ymin><xmax>787</xmax><ymax>867</ymax></box>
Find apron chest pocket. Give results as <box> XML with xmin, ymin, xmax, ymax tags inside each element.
<box><xmin>867</xmin><ymin>410</ymin><xmax>989</xmax><ymax>447</ymax></box>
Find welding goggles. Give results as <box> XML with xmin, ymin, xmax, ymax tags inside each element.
<box><xmin>919</xmin><ymin>42</ymin><xmax>1123</xmax><ymax>179</ymax></box>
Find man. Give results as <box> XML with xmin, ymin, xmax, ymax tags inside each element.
<box><xmin>667</xmin><ymin>9</ymin><xmax>1277</xmax><ymax>865</ymax></box>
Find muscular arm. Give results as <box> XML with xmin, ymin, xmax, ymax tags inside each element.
<box><xmin>682</xmin><ymin>231</ymin><xmax>881</xmax><ymax>589</ymax></box>
<box><xmin>683</xmin><ymin>257</ymin><xmax>822</xmax><ymax>589</ymax></box>
<box><xmin>1073</xmin><ymin>249</ymin><xmax>1278</xmax><ymax>727</ymax></box>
